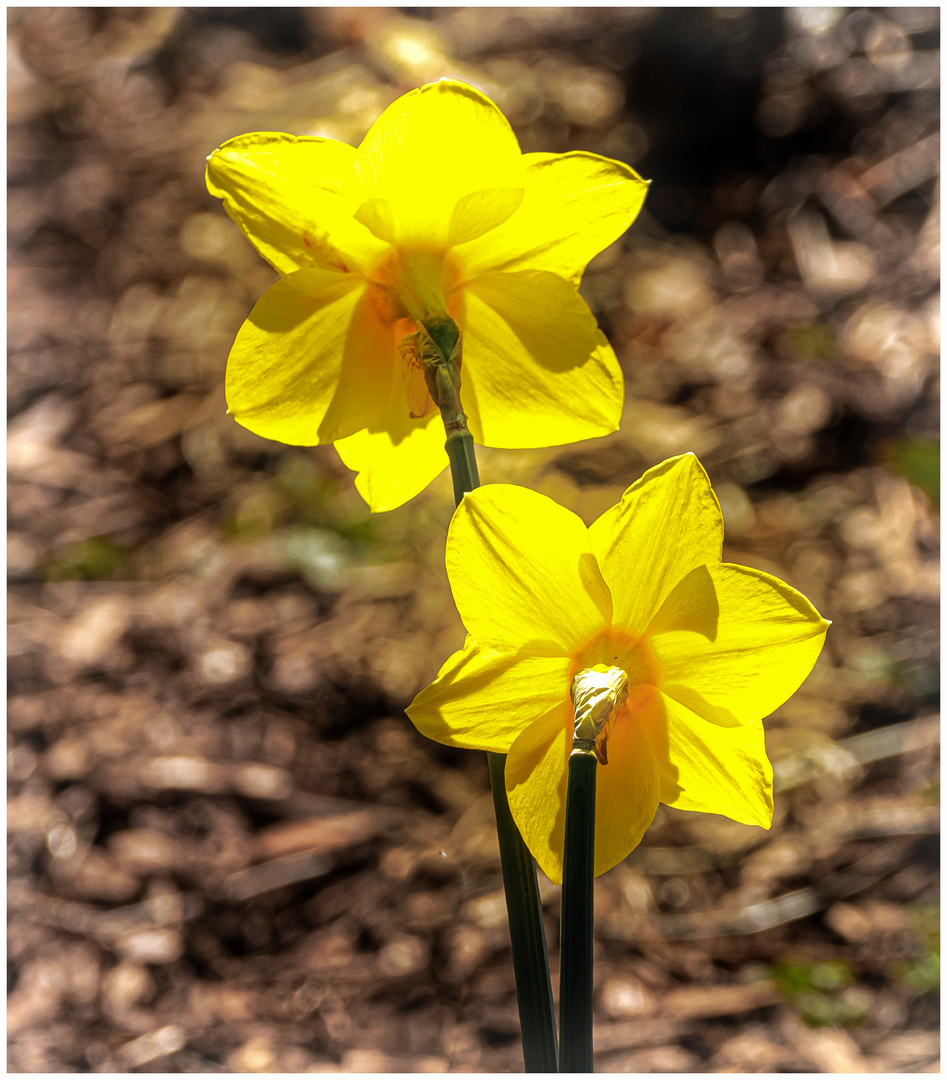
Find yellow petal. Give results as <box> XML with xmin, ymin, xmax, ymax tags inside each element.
<box><xmin>206</xmin><ymin>132</ymin><xmax>387</xmax><ymax>276</ymax></box>
<box><xmin>333</xmin><ymin>368</ymin><xmax>448</xmax><ymax>512</ymax></box>
<box><xmin>646</xmin><ymin>692</ymin><xmax>774</xmax><ymax>828</ymax></box>
<box><xmin>651</xmin><ymin>563</ymin><xmax>830</xmax><ymax>727</ymax></box>
<box><xmin>355</xmin><ymin>80</ymin><xmax>523</xmax><ymax>246</ymax></box>
<box><xmin>447</xmin><ymin>187</ymin><xmax>525</xmax><ymax>246</ymax></box>
<box><xmin>457</xmin><ymin>151</ymin><xmax>649</xmax><ymax>284</ymax></box>
<box><xmin>447</xmin><ymin>485</ymin><xmax>612</xmax><ymax>655</ymax></box>
<box><xmin>589</xmin><ymin>455</ymin><xmax>723</xmax><ymax>634</ymax></box>
<box><xmin>226</xmin><ymin>269</ymin><xmax>394</xmax><ymax>446</ymax></box>
<box><xmin>357</xmin><ymin>188</ymin><xmax>525</xmax><ymax>248</ymax></box>
<box><xmin>353</xmin><ymin>196</ymin><xmax>398</xmax><ymax>245</ymax></box>
<box><xmin>458</xmin><ymin>270</ymin><xmax>623</xmax><ymax>448</ymax></box>
<box><xmin>505</xmin><ymin>700</ymin><xmax>571</xmax><ymax>884</ymax></box>
<box><xmin>593</xmin><ymin>692</ymin><xmax>661</xmax><ymax>877</ymax></box>
<box><xmin>645</xmin><ymin>564</ymin><xmax>720</xmax><ymax>641</ymax></box>
<box><xmin>407</xmin><ymin>639</ymin><xmax>571</xmax><ymax>752</ymax></box>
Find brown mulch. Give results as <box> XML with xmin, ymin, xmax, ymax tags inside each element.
<box><xmin>8</xmin><ymin>8</ymin><xmax>939</xmax><ymax>1073</ymax></box>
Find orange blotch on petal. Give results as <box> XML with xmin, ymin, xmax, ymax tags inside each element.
<box><xmin>302</xmin><ymin>228</ymin><xmax>351</xmax><ymax>274</ymax></box>
<box><xmin>365</xmin><ymin>277</ymin><xmax>409</xmax><ymax>329</ymax></box>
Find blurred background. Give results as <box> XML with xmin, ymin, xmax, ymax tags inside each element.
<box><xmin>7</xmin><ymin>6</ymin><xmax>939</xmax><ymax>1073</ymax></box>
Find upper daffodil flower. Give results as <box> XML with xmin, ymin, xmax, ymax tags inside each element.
<box><xmin>206</xmin><ymin>79</ymin><xmax>648</xmax><ymax>511</ymax></box>
<box><xmin>407</xmin><ymin>454</ymin><xmax>830</xmax><ymax>884</ymax></box>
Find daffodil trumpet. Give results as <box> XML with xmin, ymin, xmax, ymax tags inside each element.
<box><xmin>205</xmin><ymin>78</ymin><xmax>648</xmax><ymax>512</ymax></box>
<box><xmin>408</xmin><ymin>454</ymin><xmax>829</xmax><ymax>883</ymax></box>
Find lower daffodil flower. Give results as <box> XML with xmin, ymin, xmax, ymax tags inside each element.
<box><xmin>206</xmin><ymin>79</ymin><xmax>648</xmax><ymax>511</ymax></box>
<box><xmin>407</xmin><ymin>454</ymin><xmax>830</xmax><ymax>884</ymax></box>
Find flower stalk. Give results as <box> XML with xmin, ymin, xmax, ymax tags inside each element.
<box><xmin>487</xmin><ymin>753</ymin><xmax>560</xmax><ymax>1074</ymax></box>
<box><xmin>560</xmin><ymin>667</ymin><xmax>627</xmax><ymax>1073</ymax></box>
<box><xmin>419</xmin><ymin>313</ymin><xmax>480</xmax><ymax>503</ymax></box>
<box><xmin>421</xmin><ymin>312</ymin><xmax>557</xmax><ymax>1073</ymax></box>
<box><xmin>559</xmin><ymin>751</ymin><xmax>596</xmax><ymax>1073</ymax></box>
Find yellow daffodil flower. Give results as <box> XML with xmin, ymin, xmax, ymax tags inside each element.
<box><xmin>206</xmin><ymin>79</ymin><xmax>648</xmax><ymax>511</ymax></box>
<box><xmin>407</xmin><ymin>454</ymin><xmax>830</xmax><ymax>883</ymax></box>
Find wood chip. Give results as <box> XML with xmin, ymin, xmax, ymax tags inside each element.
<box><xmin>118</xmin><ymin>1024</ymin><xmax>186</xmax><ymax>1067</ymax></box>
<box><xmin>224</xmin><ymin>850</ymin><xmax>333</xmax><ymax>901</ymax></box>
<box><xmin>593</xmin><ymin>1018</ymin><xmax>690</xmax><ymax>1053</ymax></box>
<box><xmin>662</xmin><ymin>981</ymin><xmax>783</xmax><ymax>1020</ymax></box>
<box><xmin>339</xmin><ymin>1049</ymin><xmax>449</xmax><ymax>1073</ymax></box>
<box><xmin>254</xmin><ymin>809</ymin><xmax>380</xmax><ymax>860</ymax></box>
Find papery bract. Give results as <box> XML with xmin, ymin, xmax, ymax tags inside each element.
<box><xmin>407</xmin><ymin>454</ymin><xmax>830</xmax><ymax>883</ymax></box>
<box><xmin>206</xmin><ymin>79</ymin><xmax>648</xmax><ymax>511</ymax></box>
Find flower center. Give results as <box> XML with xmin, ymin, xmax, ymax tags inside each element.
<box><xmin>568</xmin><ymin>627</ymin><xmax>660</xmax><ymax>765</ymax></box>
<box><xmin>367</xmin><ymin>246</ymin><xmax>465</xmax><ymax>421</ymax></box>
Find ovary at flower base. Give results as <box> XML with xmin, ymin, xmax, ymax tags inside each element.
<box><xmin>206</xmin><ymin>80</ymin><xmax>649</xmax><ymax>512</ymax></box>
<box><xmin>407</xmin><ymin>454</ymin><xmax>830</xmax><ymax>884</ymax></box>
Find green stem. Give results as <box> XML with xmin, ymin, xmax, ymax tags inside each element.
<box><xmin>445</xmin><ymin>422</ymin><xmax>480</xmax><ymax>504</ymax></box>
<box><xmin>559</xmin><ymin>752</ymin><xmax>597</xmax><ymax>1073</ymax></box>
<box><xmin>488</xmin><ymin>752</ymin><xmax>560</xmax><ymax>1073</ymax></box>
<box><xmin>423</xmin><ymin>311</ymin><xmax>558</xmax><ymax>1072</ymax></box>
